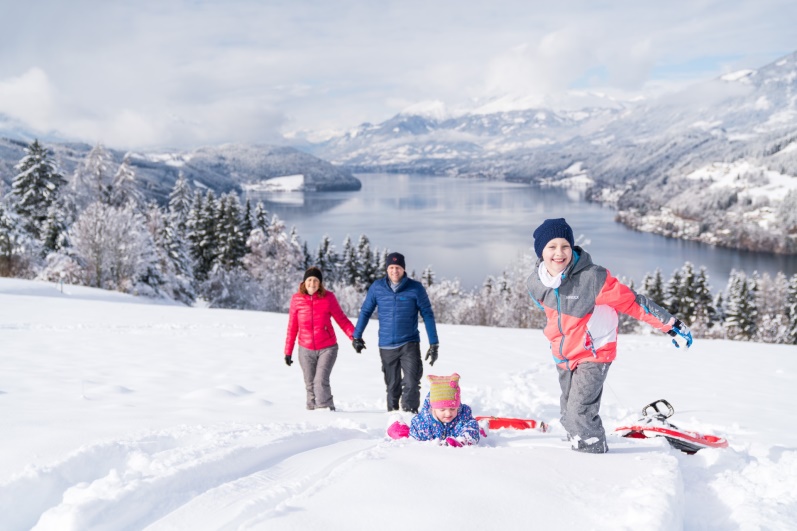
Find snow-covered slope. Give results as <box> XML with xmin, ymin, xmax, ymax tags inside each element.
<box><xmin>1</xmin><ymin>277</ymin><xmax>795</xmax><ymax>530</ymax></box>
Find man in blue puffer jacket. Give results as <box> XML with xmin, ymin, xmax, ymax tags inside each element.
<box><xmin>353</xmin><ymin>252</ymin><xmax>439</xmax><ymax>413</ymax></box>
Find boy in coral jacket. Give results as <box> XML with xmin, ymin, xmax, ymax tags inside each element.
<box><xmin>527</xmin><ymin>218</ymin><xmax>693</xmax><ymax>454</ymax></box>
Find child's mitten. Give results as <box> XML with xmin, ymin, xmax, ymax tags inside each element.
<box><xmin>387</xmin><ymin>421</ymin><xmax>410</xmax><ymax>439</ymax></box>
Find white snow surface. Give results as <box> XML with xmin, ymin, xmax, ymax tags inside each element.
<box><xmin>1</xmin><ymin>277</ymin><xmax>796</xmax><ymax>531</ymax></box>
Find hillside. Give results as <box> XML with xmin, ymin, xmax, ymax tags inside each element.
<box><xmin>308</xmin><ymin>51</ymin><xmax>797</xmax><ymax>254</ymax></box>
<box><xmin>0</xmin><ymin>139</ymin><xmax>361</xmax><ymax>204</ymax></box>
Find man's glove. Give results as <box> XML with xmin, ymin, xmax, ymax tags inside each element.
<box><xmin>425</xmin><ymin>344</ymin><xmax>439</xmax><ymax>366</ymax></box>
<box><xmin>284</xmin><ymin>355</ymin><xmax>293</xmax><ymax>366</ymax></box>
<box><xmin>667</xmin><ymin>319</ymin><xmax>693</xmax><ymax>349</ymax></box>
<box><xmin>352</xmin><ymin>338</ymin><xmax>366</xmax><ymax>353</ymax></box>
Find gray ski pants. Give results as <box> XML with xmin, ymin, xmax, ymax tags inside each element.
<box><xmin>298</xmin><ymin>344</ymin><xmax>338</xmax><ymax>409</ymax></box>
<box><xmin>557</xmin><ymin>361</ymin><xmax>612</xmax><ymax>453</ymax></box>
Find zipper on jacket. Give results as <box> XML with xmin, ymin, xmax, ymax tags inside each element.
<box><xmin>554</xmin><ymin>288</ymin><xmax>571</xmax><ymax>370</ymax></box>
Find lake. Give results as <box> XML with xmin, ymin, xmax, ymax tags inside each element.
<box><xmin>248</xmin><ymin>173</ymin><xmax>797</xmax><ymax>292</ymax></box>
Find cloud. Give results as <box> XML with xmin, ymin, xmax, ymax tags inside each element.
<box><xmin>1</xmin><ymin>1</ymin><xmax>795</xmax><ymax>149</ymax></box>
<box><xmin>0</xmin><ymin>68</ymin><xmax>57</xmax><ymax>131</ymax></box>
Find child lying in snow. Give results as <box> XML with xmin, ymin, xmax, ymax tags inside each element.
<box><xmin>387</xmin><ymin>373</ymin><xmax>481</xmax><ymax>447</ymax></box>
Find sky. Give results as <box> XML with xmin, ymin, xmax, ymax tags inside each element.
<box><xmin>0</xmin><ymin>1</ymin><xmax>796</xmax><ymax>149</ymax></box>
<box><xmin>1</xmin><ymin>277</ymin><xmax>796</xmax><ymax>530</ymax></box>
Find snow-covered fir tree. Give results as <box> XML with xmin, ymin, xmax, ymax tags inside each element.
<box><xmin>787</xmin><ymin>273</ymin><xmax>797</xmax><ymax>345</ymax></box>
<box><xmin>215</xmin><ymin>193</ymin><xmax>247</xmax><ymax>270</ymax></box>
<box><xmin>72</xmin><ymin>143</ymin><xmax>115</xmax><ymax>208</ymax></box>
<box><xmin>10</xmin><ymin>140</ymin><xmax>67</xmax><ymax>241</ymax></box>
<box><xmin>723</xmin><ymin>270</ymin><xmax>758</xmax><ymax>341</ymax></box>
<box><xmin>109</xmin><ymin>154</ymin><xmax>143</xmax><ymax>208</ymax></box>
<box><xmin>243</xmin><ymin>215</ymin><xmax>304</xmax><ymax>311</ymax></box>
<box><xmin>187</xmin><ymin>190</ymin><xmax>219</xmax><ymax>282</ymax></box>
<box><xmin>168</xmin><ymin>173</ymin><xmax>193</xmax><ymax>235</ymax></box>
<box><xmin>141</xmin><ymin>202</ymin><xmax>195</xmax><ymax>304</ymax></box>
<box><xmin>314</xmin><ymin>235</ymin><xmax>338</xmax><ymax>284</ymax></box>
<box><xmin>339</xmin><ymin>236</ymin><xmax>358</xmax><ymax>287</ymax></box>
<box><xmin>356</xmin><ymin>235</ymin><xmax>376</xmax><ymax>287</ymax></box>
<box><xmin>0</xmin><ymin>201</ymin><xmax>33</xmax><ymax>277</ymax></box>
<box><xmin>641</xmin><ymin>268</ymin><xmax>665</xmax><ymax>304</ymax></box>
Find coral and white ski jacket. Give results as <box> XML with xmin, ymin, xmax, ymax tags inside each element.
<box><xmin>527</xmin><ymin>247</ymin><xmax>675</xmax><ymax>371</ymax></box>
<box><xmin>409</xmin><ymin>393</ymin><xmax>481</xmax><ymax>445</ymax></box>
<box><xmin>284</xmin><ymin>290</ymin><xmax>355</xmax><ymax>357</ymax></box>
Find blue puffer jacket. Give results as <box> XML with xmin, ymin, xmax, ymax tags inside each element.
<box><xmin>354</xmin><ymin>275</ymin><xmax>439</xmax><ymax>347</ymax></box>
<box><xmin>410</xmin><ymin>393</ymin><xmax>480</xmax><ymax>444</ymax></box>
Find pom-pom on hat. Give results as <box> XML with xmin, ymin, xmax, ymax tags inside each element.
<box><xmin>533</xmin><ymin>218</ymin><xmax>575</xmax><ymax>258</ymax></box>
<box><xmin>386</xmin><ymin>252</ymin><xmax>406</xmax><ymax>270</ymax></box>
<box><xmin>303</xmin><ymin>267</ymin><xmax>323</xmax><ymax>282</ymax></box>
<box><xmin>429</xmin><ymin>373</ymin><xmax>461</xmax><ymax>409</ymax></box>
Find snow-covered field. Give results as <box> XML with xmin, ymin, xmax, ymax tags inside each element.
<box><xmin>1</xmin><ymin>277</ymin><xmax>796</xmax><ymax>530</ymax></box>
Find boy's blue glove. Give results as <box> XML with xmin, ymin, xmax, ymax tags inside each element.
<box><xmin>667</xmin><ymin>319</ymin><xmax>693</xmax><ymax>349</ymax></box>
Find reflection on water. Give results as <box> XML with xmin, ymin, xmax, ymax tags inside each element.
<box><xmin>247</xmin><ymin>173</ymin><xmax>797</xmax><ymax>291</ymax></box>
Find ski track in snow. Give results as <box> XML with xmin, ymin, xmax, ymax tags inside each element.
<box><xmin>5</xmin><ymin>421</ymin><xmax>795</xmax><ymax>530</ymax></box>
<box><xmin>1</xmin><ymin>424</ymin><xmax>380</xmax><ymax>531</ymax></box>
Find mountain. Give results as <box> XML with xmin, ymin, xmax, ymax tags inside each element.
<box><xmin>309</xmin><ymin>51</ymin><xmax>797</xmax><ymax>255</ymax></box>
<box><xmin>0</xmin><ymin>139</ymin><xmax>361</xmax><ymax>203</ymax></box>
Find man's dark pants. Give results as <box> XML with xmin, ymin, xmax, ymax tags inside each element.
<box><xmin>380</xmin><ymin>342</ymin><xmax>423</xmax><ymax>412</ymax></box>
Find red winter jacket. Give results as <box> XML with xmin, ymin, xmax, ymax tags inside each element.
<box><xmin>284</xmin><ymin>290</ymin><xmax>355</xmax><ymax>357</ymax></box>
<box><xmin>527</xmin><ymin>248</ymin><xmax>675</xmax><ymax>371</ymax></box>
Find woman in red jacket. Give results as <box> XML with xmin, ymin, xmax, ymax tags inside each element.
<box><xmin>284</xmin><ymin>267</ymin><xmax>355</xmax><ymax>411</ymax></box>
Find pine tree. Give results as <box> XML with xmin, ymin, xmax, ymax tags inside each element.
<box><xmin>421</xmin><ymin>266</ymin><xmax>435</xmax><ymax>287</ymax></box>
<box><xmin>340</xmin><ymin>236</ymin><xmax>358</xmax><ymax>286</ymax></box>
<box><xmin>356</xmin><ymin>235</ymin><xmax>376</xmax><ymax>285</ymax></box>
<box><xmin>692</xmin><ymin>266</ymin><xmax>717</xmax><ymax>334</ymax></box>
<box><xmin>241</xmin><ymin>199</ymin><xmax>254</xmax><ymax>242</ymax></box>
<box><xmin>187</xmin><ymin>190</ymin><xmax>219</xmax><ymax>282</ymax></box>
<box><xmin>0</xmin><ymin>201</ymin><xmax>33</xmax><ymax>277</ymax></box>
<box><xmin>724</xmin><ymin>270</ymin><xmax>758</xmax><ymax>341</ymax></box>
<box><xmin>641</xmin><ymin>268</ymin><xmax>665</xmax><ymax>303</ymax></box>
<box><xmin>315</xmin><ymin>235</ymin><xmax>338</xmax><ymax>284</ymax></box>
<box><xmin>252</xmin><ymin>202</ymin><xmax>270</xmax><ymax>235</ymax></box>
<box><xmin>110</xmin><ymin>154</ymin><xmax>143</xmax><ymax>208</ymax></box>
<box><xmin>787</xmin><ymin>273</ymin><xmax>797</xmax><ymax>345</ymax></box>
<box><xmin>677</xmin><ymin>262</ymin><xmax>698</xmax><ymax>324</ymax></box>
<box><xmin>215</xmin><ymin>193</ymin><xmax>246</xmax><ymax>270</ymax></box>
<box><xmin>72</xmin><ymin>143</ymin><xmax>115</xmax><ymax>207</ymax></box>
<box><xmin>40</xmin><ymin>203</ymin><xmax>69</xmax><ymax>255</ymax></box>
<box><xmin>168</xmin><ymin>173</ymin><xmax>193</xmax><ymax>235</ymax></box>
<box><xmin>664</xmin><ymin>269</ymin><xmax>683</xmax><ymax>316</ymax></box>
<box><xmin>11</xmin><ymin>139</ymin><xmax>67</xmax><ymax>240</ymax></box>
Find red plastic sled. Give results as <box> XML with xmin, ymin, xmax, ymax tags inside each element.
<box><xmin>475</xmin><ymin>416</ymin><xmax>550</xmax><ymax>433</ymax></box>
<box><xmin>614</xmin><ymin>399</ymin><xmax>728</xmax><ymax>454</ymax></box>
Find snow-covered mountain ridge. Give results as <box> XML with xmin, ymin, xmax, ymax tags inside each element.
<box><xmin>308</xmin><ymin>51</ymin><xmax>797</xmax><ymax>255</ymax></box>
<box><xmin>0</xmin><ymin>140</ymin><xmax>361</xmax><ymax>204</ymax></box>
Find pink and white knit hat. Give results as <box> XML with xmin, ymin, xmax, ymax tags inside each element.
<box><xmin>428</xmin><ymin>373</ymin><xmax>461</xmax><ymax>409</ymax></box>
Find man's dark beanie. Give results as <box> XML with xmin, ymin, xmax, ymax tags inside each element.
<box><xmin>533</xmin><ymin>218</ymin><xmax>575</xmax><ymax>258</ymax></box>
<box><xmin>303</xmin><ymin>267</ymin><xmax>323</xmax><ymax>282</ymax></box>
<box><xmin>386</xmin><ymin>252</ymin><xmax>406</xmax><ymax>270</ymax></box>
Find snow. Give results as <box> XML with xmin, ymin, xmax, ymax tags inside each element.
<box><xmin>1</xmin><ymin>277</ymin><xmax>796</xmax><ymax>530</ymax></box>
<box><xmin>240</xmin><ymin>174</ymin><xmax>304</xmax><ymax>192</ymax></box>
<box><xmin>684</xmin><ymin>160</ymin><xmax>797</xmax><ymax>201</ymax></box>
<box><xmin>720</xmin><ymin>70</ymin><xmax>755</xmax><ymax>83</ymax></box>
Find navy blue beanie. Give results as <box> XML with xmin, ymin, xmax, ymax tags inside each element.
<box><xmin>386</xmin><ymin>252</ymin><xmax>406</xmax><ymax>270</ymax></box>
<box><xmin>533</xmin><ymin>218</ymin><xmax>575</xmax><ymax>258</ymax></box>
